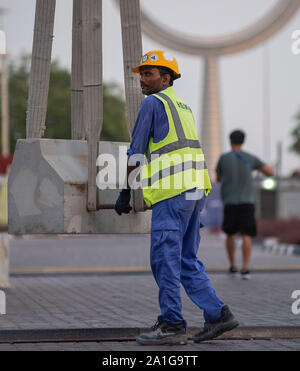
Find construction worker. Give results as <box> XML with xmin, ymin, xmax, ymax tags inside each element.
<box><xmin>114</xmin><ymin>50</ymin><xmax>238</xmax><ymax>345</ymax></box>
<box><xmin>216</xmin><ymin>130</ymin><xmax>274</xmax><ymax>279</ymax></box>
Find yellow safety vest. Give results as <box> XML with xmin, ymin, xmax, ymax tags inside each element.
<box><xmin>142</xmin><ymin>87</ymin><xmax>211</xmax><ymax>207</ymax></box>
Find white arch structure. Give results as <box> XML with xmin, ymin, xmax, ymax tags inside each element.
<box><xmin>140</xmin><ymin>0</ymin><xmax>300</xmax><ymax>173</ymax></box>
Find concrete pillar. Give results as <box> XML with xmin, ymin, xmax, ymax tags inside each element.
<box><xmin>26</xmin><ymin>0</ymin><xmax>56</xmax><ymax>138</ymax></box>
<box><xmin>82</xmin><ymin>0</ymin><xmax>103</xmax><ymax>211</ymax></box>
<box><xmin>201</xmin><ymin>56</ymin><xmax>223</xmax><ymax>179</ymax></box>
<box><xmin>71</xmin><ymin>0</ymin><xmax>85</xmax><ymax>140</ymax></box>
<box><xmin>120</xmin><ymin>0</ymin><xmax>145</xmax><ymax>212</ymax></box>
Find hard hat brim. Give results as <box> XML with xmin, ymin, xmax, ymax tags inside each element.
<box><xmin>132</xmin><ymin>65</ymin><xmax>181</xmax><ymax>80</ymax></box>
<box><xmin>132</xmin><ymin>65</ymin><xmax>142</xmax><ymax>74</ymax></box>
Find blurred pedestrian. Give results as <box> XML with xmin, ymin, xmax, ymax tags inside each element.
<box><xmin>216</xmin><ymin>130</ymin><xmax>274</xmax><ymax>279</ymax></box>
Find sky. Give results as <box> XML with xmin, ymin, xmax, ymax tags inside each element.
<box><xmin>1</xmin><ymin>0</ymin><xmax>300</xmax><ymax>175</ymax></box>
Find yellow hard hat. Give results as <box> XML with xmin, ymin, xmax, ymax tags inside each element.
<box><xmin>132</xmin><ymin>50</ymin><xmax>181</xmax><ymax>80</ymax></box>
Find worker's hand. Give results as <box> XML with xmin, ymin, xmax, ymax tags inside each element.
<box><xmin>114</xmin><ymin>188</ymin><xmax>132</xmax><ymax>215</ymax></box>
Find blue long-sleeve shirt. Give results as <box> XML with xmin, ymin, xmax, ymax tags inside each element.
<box><xmin>127</xmin><ymin>89</ymin><xmax>169</xmax><ymax>157</ymax></box>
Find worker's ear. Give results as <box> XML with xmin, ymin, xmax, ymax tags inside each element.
<box><xmin>162</xmin><ymin>73</ymin><xmax>171</xmax><ymax>86</ymax></box>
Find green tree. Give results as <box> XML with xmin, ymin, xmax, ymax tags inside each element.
<box><xmin>101</xmin><ymin>83</ymin><xmax>130</xmax><ymax>142</ymax></box>
<box><xmin>44</xmin><ymin>60</ymin><xmax>72</xmax><ymax>140</ymax></box>
<box><xmin>7</xmin><ymin>54</ymin><xmax>30</xmax><ymax>152</ymax></box>
<box><xmin>290</xmin><ymin>110</ymin><xmax>300</xmax><ymax>155</ymax></box>
<box><xmin>2</xmin><ymin>55</ymin><xmax>129</xmax><ymax>154</ymax></box>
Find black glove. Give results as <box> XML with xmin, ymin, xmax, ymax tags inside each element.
<box><xmin>114</xmin><ymin>188</ymin><xmax>132</xmax><ymax>215</ymax></box>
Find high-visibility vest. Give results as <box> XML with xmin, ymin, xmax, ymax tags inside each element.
<box><xmin>141</xmin><ymin>87</ymin><xmax>212</xmax><ymax>207</ymax></box>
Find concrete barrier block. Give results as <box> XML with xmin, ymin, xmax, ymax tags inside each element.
<box><xmin>8</xmin><ymin>139</ymin><xmax>151</xmax><ymax>234</ymax></box>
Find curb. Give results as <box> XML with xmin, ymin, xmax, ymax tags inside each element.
<box><xmin>7</xmin><ymin>265</ymin><xmax>300</xmax><ymax>277</ymax></box>
<box><xmin>0</xmin><ymin>326</ymin><xmax>299</xmax><ymax>344</ymax></box>
<box><xmin>254</xmin><ymin>238</ymin><xmax>300</xmax><ymax>257</ymax></box>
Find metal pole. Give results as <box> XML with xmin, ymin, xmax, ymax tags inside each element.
<box><xmin>1</xmin><ymin>53</ymin><xmax>9</xmax><ymax>156</ymax></box>
<box><xmin>276</xmin><ymin>141</ymin><xmax>282</xmax><ymax>177</ymax></box>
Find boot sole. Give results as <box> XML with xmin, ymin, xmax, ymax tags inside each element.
<box><xmin>194</xmin><ymin>320</ymin><xmax>239</xmax><ymax>343</ymax></box>
<box><xmin>136</xmin><ymin>334</ymin><xmax>188</xmax><ymax>346</ymax></box>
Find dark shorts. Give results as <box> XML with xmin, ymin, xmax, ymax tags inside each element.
<box><xmin>222</xmin><ymin>204</ymin><xmax>257</xmax><ymax>237</ymax></box>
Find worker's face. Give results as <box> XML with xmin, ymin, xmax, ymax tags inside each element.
<box><xmin>139</xmin><ymin>66</ymin><xmax>170</xmax><ymax>95</ymax></box>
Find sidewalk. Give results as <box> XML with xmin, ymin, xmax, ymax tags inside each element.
<box><xmin>0</xmin><ymin>230</ymin><xmax>299</xmax><ymax>351</ymax></box>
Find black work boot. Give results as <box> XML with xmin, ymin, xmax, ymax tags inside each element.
<box><xmin>194</xmin><ymin>305</ymin><xmax>239</xmax><ymax>343</ymax></box>
<box><xmin>136</xmin><ymin>316</ymin><xmax>188</xmax><ymax>346</ymax></box>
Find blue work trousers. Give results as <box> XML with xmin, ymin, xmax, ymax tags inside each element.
<box><xmin>150</xmin><ymin>190</ymin><xmax>224</xmax><ymax>325</ymax></box>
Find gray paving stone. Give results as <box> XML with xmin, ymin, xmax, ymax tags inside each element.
<box><xmin>0</xmin><ymin>232</ymin><xmax>299</xmax><ymax>351</ymax></box>
<box><xmin>1</xmin><ymin>272</ymin><xmax>300</xmax><ymax>330</ymax></box>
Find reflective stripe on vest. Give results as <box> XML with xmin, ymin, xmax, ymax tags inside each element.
<box><xmin>142</xmin><ymin>159</ymin><xmax>207</xmax><ymax>188</ymax></box>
